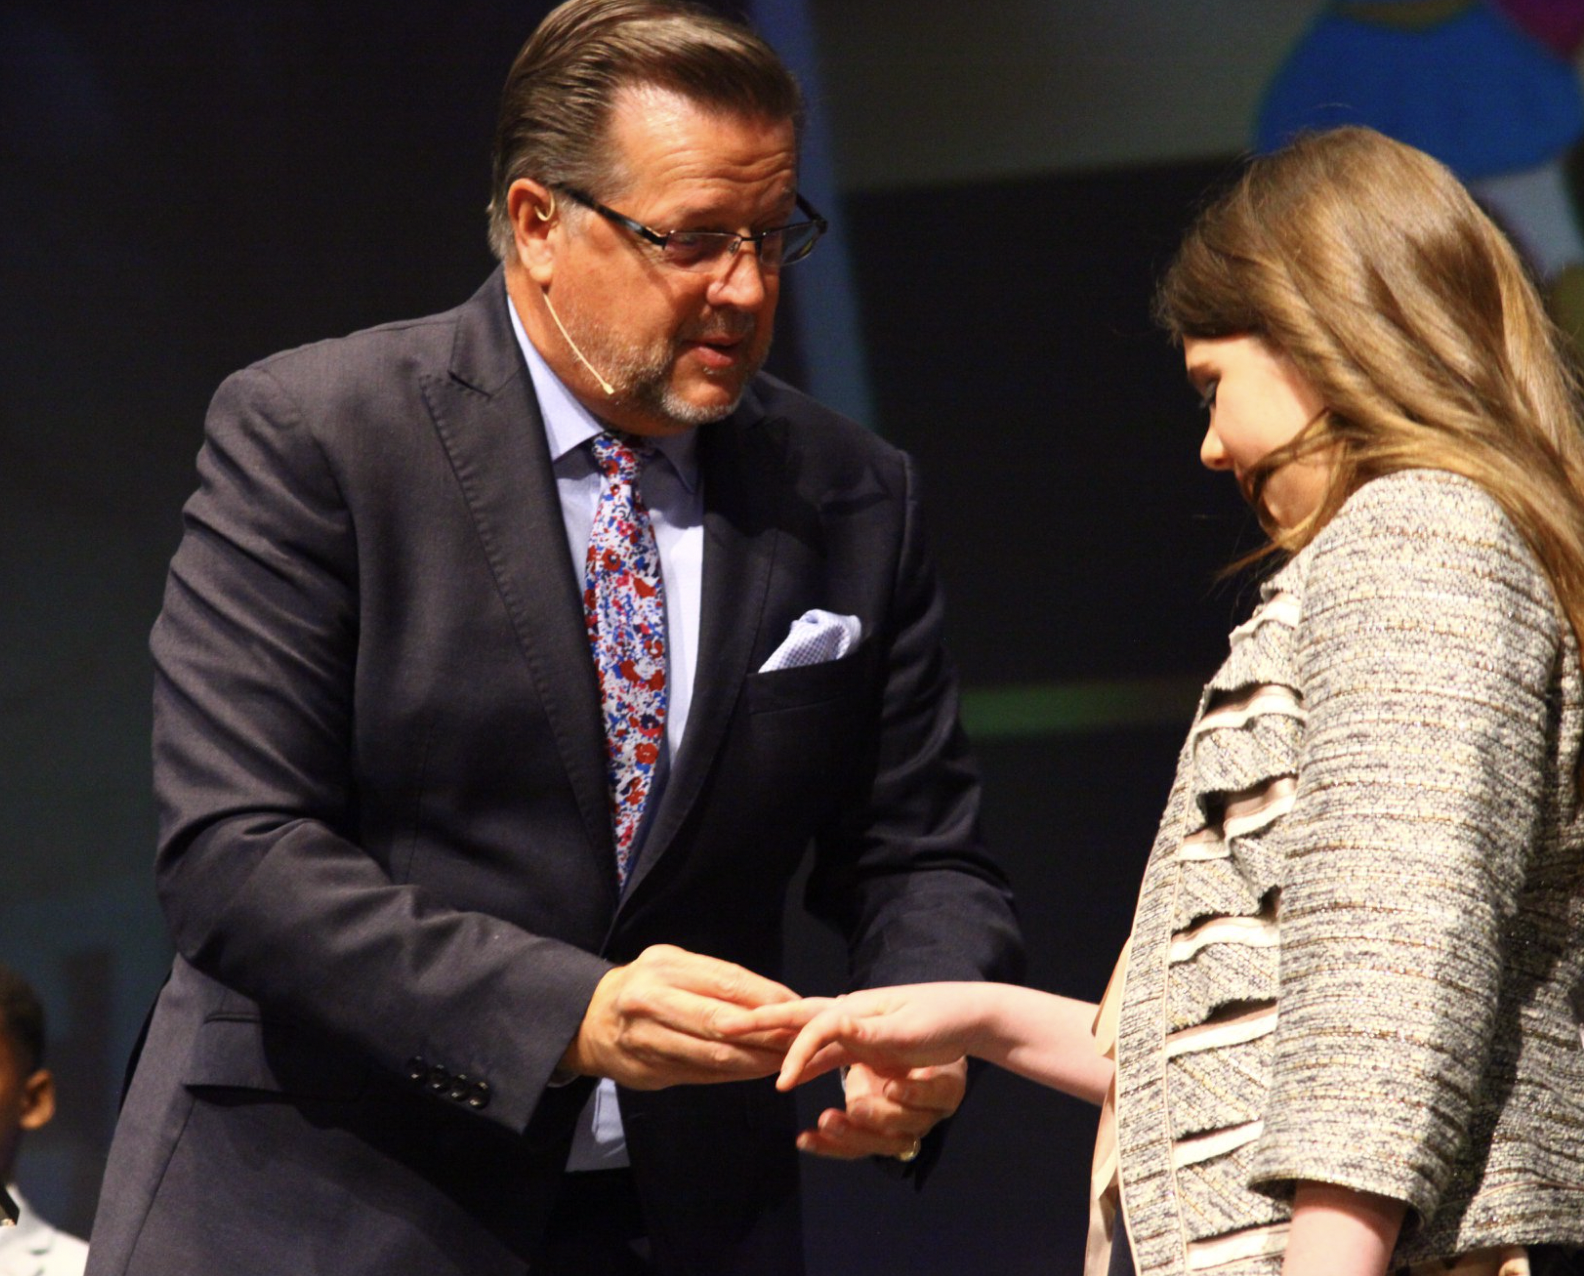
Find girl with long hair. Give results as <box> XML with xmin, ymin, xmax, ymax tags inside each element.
<box><xmin>731</xmin><ymin>127</ymin><xmax>1584</xmax><ymax>1276</ymax></box>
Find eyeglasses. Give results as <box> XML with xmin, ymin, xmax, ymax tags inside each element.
<box><xmin>556</xmin><ymin>186</ymin><xmax>828</xmax><ymax>272</ymax></box>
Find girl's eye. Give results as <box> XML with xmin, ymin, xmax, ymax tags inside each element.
<box><xmin>1198</xmin><ymin>379</ymin><xmax>1219</xmax><ymax>413</ymax></box>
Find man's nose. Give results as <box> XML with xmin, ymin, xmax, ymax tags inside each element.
<box><xmin>707</xmin><ymin>243</ymin><xmax>770</xmax><ymax>309</ymax></box>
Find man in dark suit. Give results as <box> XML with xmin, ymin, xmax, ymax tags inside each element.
<box><xmin>87</xmin><ymin>2</ymin><xmax>1022</xmax><ymax>1273</ymax></box>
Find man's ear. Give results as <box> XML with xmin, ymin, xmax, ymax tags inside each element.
<box><xmin>506</xmin><ymin>178</ymin><xmax>560</xmax><ymax>286</ymax></box>
<box><xmin>17</xmin><ymin>1069</ymin><xmax>55</xmax><ymax>1133</ymax></box>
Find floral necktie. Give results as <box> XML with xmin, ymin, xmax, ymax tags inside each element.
<box><xmin>584</xmin><ymin>433</ymin><xmax>668</xmax><ymax>887</ymax></box>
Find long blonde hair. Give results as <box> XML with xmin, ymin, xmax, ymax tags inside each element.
<box><xmin>1155</xmin><ymin>126</ymin><xmax>1584</xmax><ymax>650</ymax></box>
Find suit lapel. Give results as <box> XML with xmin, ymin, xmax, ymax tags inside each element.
<box><xmin>421</xmin><ymin>271</ymin><xmax>616</xmax><ymax>889</ymax></box>
<box><xmin>622</xmin><ymin>391</ymin><xmax>785</xmax><ymax>901</ymax></box>
<box><xmin>420</xmin><ymin>280</ymin><xmax>788</xmax><ymax>910</ymax></box>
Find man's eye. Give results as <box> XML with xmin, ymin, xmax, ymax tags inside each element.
<box><xmin>663</xmin><ymin>232</ymin><xmax>723</xmax><ymax>266</ymax></box>
<box><xmin>1198</xmin><ymin>379</ymin><xmax>1219</xmax><ymax>413</ymax></box>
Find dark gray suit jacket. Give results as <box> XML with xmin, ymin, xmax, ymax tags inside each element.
<box><xmin>87</xmin><ymin>272</ymin><xmax>1023</xmax><ymax>1275</ymax></box>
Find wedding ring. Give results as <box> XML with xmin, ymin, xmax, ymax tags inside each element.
<box><xmin>897</xmin><ymin>1139</ymin><xmax>922</xmax><ymax>1163</ymax></box>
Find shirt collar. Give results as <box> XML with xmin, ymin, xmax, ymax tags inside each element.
<box><xmin>506</xmin><ymin>286</ymin><xmax>699</xmax><ymax>492</ymax></box>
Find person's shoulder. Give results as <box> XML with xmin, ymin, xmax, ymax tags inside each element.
<box><xmin>247</xmin><ymin>291</ymin><xmax>472</xmax><ymax>385</ymax></box>
<box><xmin>204</xmin><ymin>276</ymin><xmax>505</xmax><ymax>434</ymax></box>
<box><xmin>1324</xmin><ymin>471</ymin><xmax>1507</xmax><ymax>538</ymax></box>
<box><xmin>1303</xmin><ymin>469</ymin><xmax>1557</xmax><ymax>623</ymax></box>
<box><xmin>1318</xmin><ymin>468</ymin><xmax>1525</xmax><ymax>557</ymax></box>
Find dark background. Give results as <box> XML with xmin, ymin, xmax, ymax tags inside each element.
<box><xmin>0</xmin><ymin>2</ymin><xmax>1279</xmax><ymax>1270</ymax></box>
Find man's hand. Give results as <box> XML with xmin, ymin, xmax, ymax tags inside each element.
<box><xmin>560</xmin><ymin>944</ymin><xmax>800</xmax><ymax>1090</ymax></box>
<box><xmin>792</xmin><ymin>1058</ymin><xmax>967</xmax><ymax>1161</ymax></box>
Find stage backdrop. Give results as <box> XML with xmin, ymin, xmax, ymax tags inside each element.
<box><xmin>5</xmin><ymin>2</ymin><xmax>1563</xmax><ymax>1271</ymax></box>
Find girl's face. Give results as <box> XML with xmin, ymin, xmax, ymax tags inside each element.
<box><xmin>1183</xmin><ymin>334</ymin><xmax>1331</xmax><ymax>530</ymax></box>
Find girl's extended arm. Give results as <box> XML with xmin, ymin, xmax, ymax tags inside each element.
<box><xmin>742</xmin><ymin>981</ymin><xmax>1111</xmax><ymax>1105</ymax></box>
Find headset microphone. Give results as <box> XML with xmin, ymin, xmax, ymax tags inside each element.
<box><xmin>541</xmin><ymin>287</ymin><xmax>616</xmax><ymax>398</ymax></box>
<box><xmin>534</xmin><ymin>190</ymin><xmax>616</xmax><ymax>398</ymax></box>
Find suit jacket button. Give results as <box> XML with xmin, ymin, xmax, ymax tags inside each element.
<box><xmin>406</xmin><ymin>1056</ymin><xmax>427</xmax><ymax>1084</ymax></box>
<box><xmin>426</xmin><ymin>1065</ymin><xmax>450</xmax><ymax>1091</ymax></box>
<box><xmin>467</xmin><ymin>1080</ymin><xmax>491</xmax><ymax>1110</ymax></box>
<box><xmin>447</xmin><ymin>1073</ymin><xmax>471</xmax><ymax>1102</ymax></box>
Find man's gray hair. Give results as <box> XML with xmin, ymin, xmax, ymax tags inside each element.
<box><xmin>486</xmin><ymin>0</ymin><xmax>803</xmax><ymax>262</ymax></box>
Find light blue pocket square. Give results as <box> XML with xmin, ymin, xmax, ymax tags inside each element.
<box><xmin>758</xmin><ymin>610</ymin><xmax>862</xmax><ymax>672</ymax></box>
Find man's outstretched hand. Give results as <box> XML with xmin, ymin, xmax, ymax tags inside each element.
<box><xmin>560</xmin><ymin>944</ymin><xmax>802</xmax><ymax>1090</ymax></box>
<box><xmin>790</xmin><ymin>1058</ymin><xmax>967</xmax><ymax>1161</ymax></box>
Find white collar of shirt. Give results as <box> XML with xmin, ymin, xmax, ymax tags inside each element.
<box><xmin>0</xmin><ymin>1186</ymin><xmax>82</xmax><ymax>1267</ymax></box>
<box><xmin>506</xmin><ymin>288</ymin><xmax>699</xmax><ymax>490</ymax></box>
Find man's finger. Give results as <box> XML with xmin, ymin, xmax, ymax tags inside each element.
<box><xmin>714</xmin><ymin>997</ymin><xmax>837</xmax><ymax>1037</ymax></box>
<box><xmin>874</xmin><ymin>1065</ymin><xmax>967</xmax><ymax>1117</ymax></box>
<box><xmin>615</xmin><ymin>986</ymin><xmax>797</xmax><ymax>1059</ymax></box>
<box><xmin>647</xmin><ymin>985</ymin><xmax>804</xmax><ymax>1046</ymax></box>
<box><xmin>794</xmin><ymin>1107</ymin><xmax>927</xmax><ymax>1161</ymax></box>
<box><xmin>608</xmin><ymin>958</ymin><xmax>798</xmax><ymax>1042</ymax></box>
<box><xmin>845</xmin><ymin>1059</ymin><xmax>967</xmax><ymax>1127</ymax></box>
<box><xmin>612</xmin><ymin>1026</ymin><xmax>791</xmax><ymax>1089</ymax></box>
<box><xmin>633</xmin><ymin>945</ymin><xmax>799</xmax><ymax>1007</ymax></box>
<box><xmin>570</xmin><ymin>953</ymin><xmax>803</xmax><ymax>1087</ymax></box>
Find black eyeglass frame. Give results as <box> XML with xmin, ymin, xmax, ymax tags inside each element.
<box><xmin>556</xmin><ymin>186</ymin><xmax>828</xmax><ymax>270</ymax></box>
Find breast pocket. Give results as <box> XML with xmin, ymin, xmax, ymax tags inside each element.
<box><xmin>744</xmin><ymin>635</ymin><xmax>877</xmax><ymax>716</ymax></box>
<box><xmin>735</xmin><ymin>637</ymin><xmax>880</xmax><ymax>828</ymax></box>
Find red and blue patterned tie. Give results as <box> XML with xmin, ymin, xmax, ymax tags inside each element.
<box><xmin>584</xmin><ymin>433</ymin><xmax>668</xmax><ymax>887</ymax></box>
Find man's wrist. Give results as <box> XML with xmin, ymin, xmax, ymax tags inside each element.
<box><xmin>552</xmin><ymin>1023</ymin><xmax>591</xmax><ymax>1085</ymax></box>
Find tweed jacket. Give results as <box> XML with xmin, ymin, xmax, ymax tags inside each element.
<box><xmin>1113</xmin><ymin>470</ymin><xmax>1584</xmax><ymax>1276</ymax></box>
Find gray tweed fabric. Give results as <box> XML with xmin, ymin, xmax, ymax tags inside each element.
<box><xmin>1114</xmin><ymin>470</ymin><xmax>1584</xmax><ymax>1276</ymax></box>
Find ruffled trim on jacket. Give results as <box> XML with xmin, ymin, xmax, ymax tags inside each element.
<box><xmin>1115</xmin><ymin>560</ymin><xmax>1311</xmax><ymax>1275</ymax></box>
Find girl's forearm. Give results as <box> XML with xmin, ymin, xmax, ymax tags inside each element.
<box><xmin>974</xmin><ymin>985</ymin><xmax>1111</xmax><ymax>1104</ymax></box>
<box><xmin>1281</xmin><ymin>1182</ymin><xmax>1406</xmax><ymax>1276</ymax></box>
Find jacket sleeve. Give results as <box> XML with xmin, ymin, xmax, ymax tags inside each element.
<box><xmin>1248</xmin><ymin>473</ymin><xmax>1564</xmax><ymax>1220</ymax></box>
<box><xmin>152</xmin><ymin>362</ymin><xmax>609</xmax><ymax>1135</ymax></box>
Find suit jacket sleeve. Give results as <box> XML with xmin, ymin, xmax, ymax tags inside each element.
<box><xmin>152</xmin><ymin>361</ymin><xmax>609</xmax><ymax>1136</ymax></box>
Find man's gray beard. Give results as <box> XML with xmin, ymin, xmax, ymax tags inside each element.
<box><xmin>630</xmin><ymin>358</ymin><xmax>756</xmax><ymax>427</ymax></box>
<box><xmin>565</xmin><ymin>305</ymin><xmax>765</xmax><ymax>428</ymax></box>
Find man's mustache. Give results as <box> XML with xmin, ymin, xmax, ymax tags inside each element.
<box><xmin>681</xmin><ymin>313</ymin><xmax>756</xmax><ymax>343</ymax></box>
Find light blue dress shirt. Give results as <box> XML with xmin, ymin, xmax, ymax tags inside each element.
<box><xmin>508</xmin><ymin>291</ymin><xmax>705</xmax><ymax>1171</ymax></box>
